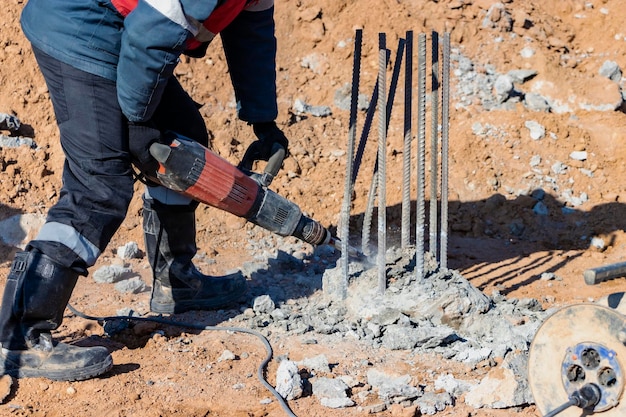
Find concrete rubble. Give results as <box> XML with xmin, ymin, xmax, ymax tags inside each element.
<box><xmin>0</xmin><ymin>211</ymin><xmax>553</xmax><ymax>414</ymax></box>
<box><xmin>237</xmin><ymin>239</ymin><xmax>551</xmax><ymax>414</ymax></box>
<box><xmin>0</xmin><ymin>113</ymin><xmax>36</xmax><ymax>148</ymax></box>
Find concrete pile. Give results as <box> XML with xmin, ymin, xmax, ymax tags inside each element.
<box><xmin>231</xmin><ymin>237</ymin><xmax>551</xmax><ymax>414</ymax></box>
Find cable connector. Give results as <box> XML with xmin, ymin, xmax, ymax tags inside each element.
<box><xmin>570</xmin><ymin>383</ymin><xmax>601</xmax><ymax>410</ymax></box>
<box><xmin>543</xmin><ymin>384</ymin><xmax>602</xmax><ymax>417</ymax></box>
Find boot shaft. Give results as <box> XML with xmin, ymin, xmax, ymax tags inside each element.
<box><xmin>142</xmin><ymin>196</ymin><xmax>247</xmax><ymax>314</ymax></box>
<box><xmin>0</xmin><ymin>252</ymin><xmax>112</xmax><ymax>381</ymax></box>
<box><xmin>0</xmin><ymin>251</ymin><xmax>79</xmax><ymax>350</ymax></box>
<box><xmin>143</xmin><ymin>197</ymin><xmax>199</xmax><ymax>286</ymax></box>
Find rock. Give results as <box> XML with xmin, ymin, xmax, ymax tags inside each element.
<box><xmin>591</xmin><ymin>237</ymin><xmax>605</xmax><ymax>250</ymax></box>
<box><xmin>493</xmin><ymin>74</ymin><xmax>514</xmax><ymax>103</ymax></box>
<box><xmin>117</xmin><ymin>241</ymin><xmax>142</xmax><ymax>259</ymax></box>
<box><xmin>415</xmin><ymin>391</ymin><xmax>453</xmax><ymax>415</ymax></box>
<box><xmin>506</xmin><ymin>69</ymin><xmax>537</xmax><ymax>83</ymax></box>
<box><xmin>0</xmin><ymin>113</ymin><xmax>21</xmax><ymax>132</ymax></box>
<box><xmin>520</xmin><ymin>46</ymin><xmax>535</xmax><ymax>58</ymax></box>
<box><xmin>523</xmin><ymin>92</ymin><xmax>551</xmax><ymax>112</ymax></box>
<box><xmin>276</xmin><ymin>360</ymin><xmax>303</xmax><ymax>400</ymax></box>
<box><xmin>301</xmin><ymin>53</ymin><xmax>329</xmax><ymax>75</ymax></box>
<box><xmin>367</xmin><ymin>369</ymin><xmax>421</xmax><ymax>402</ymax></box>
<box><xmin>321</xmin><ymin>397</ymin><xmax>355</xmax><ymax>408</ymax></box>
<box><xmin>293</xmin><ymin>99</ymin><xmax>332</xmax><ymax>117</ymax></box>
<box><xmin>524</xmin><ymin>120</ymin><xmax>545</xmax><ymax>140</ymax></box>
<box><xmin>370</xmin><ymin>307</ymin><xmax>403</xmax><ymax>326</ymax></box>
<box><xmin>270</xmin><ymin>308</ymin><xmax>289</xmax><ymax>320</ymax></box>
<box><xmin>532</xmin><ymin>201</ymin><xmax>549</xmax><ymax>216</ymax></box>
<box><xmin>0</xmin><ymin>213</ymin><xmax>45</xmax><ymax>249</ymax></box>
<box><xmin>550</xmin><ymin>161</ymin><xmax>567</xmax><ymax>175</ymax></box>
<box><xmin>569</xmin><ymin>151</ymin><xmax>587</xmax><ymax>161</ymax></box>
<box><xmin>454</xmin><ymin>346</ymin><xmax>493</xmax><ymax>364</ymax></box>
<box><xmin>0</xmin><ymin>134</ymin><xmax>36</xmax><ymax>148</ymax></box>
<box><xmin>114</xmin><ymin>277</ymin><xmax>147</xmax><ymax>294</ymax></box>
<box><xmin>253</xmin><ymin>295</ymin><xmax>275</xmax><ymax>314</ymax></box>
<box><xmin>482</xmin><ymin>3</ymin><xmax>513</xmax><ymax>32</ymax></box>
<box><xmin>93</xmin><ymin>264</ymin><xmax>137</xmax><ymax>284</ymax></box>
<box><xmin>297</xmin><ymin>354</ymin><xmax>331</xmax><ymax>373</ymax></box>
<box><xmin>382</xmin><ymin>324</ymin><xmax>457</xmax><ymax>350</ymax></box>
<box><xmin>312</xmin><ymin>377</ymin><xmax>354</xmax><ymax>408</ymax></box>
<box><xmin>464</xmin><ymin>353</ymin><xmax>532</xmax><ymax>409</ymax></box>
<box><xmin>434</xmin><ymin>374</ymin><xmax>476</xmax><ymax>397</ymax></box>
<box><xmin>362</xmin><ymin>402</ymin><xmax>387</xmax><ymax>413</ymax></box>
<box><xmin>599</xmin><ymin>60</ymin><xmax>622</xmax><ymax>82</ymax></box>
<box><xmin>334</xmin><ymin>83</ymin><xmax>370</xmax><ymax>111</ymax></box>
<box><xmin>531</xmin><ymin>189</ymin><xmax>545</xmax><ymax>200</ymax></box>
<box><xmin>217</xmin><ymin>350</ymin><xmax>236</xmax><ymax>362</ymax></box>
<box><xmin>0</xmin><ymin>375</ymin><xmax>12</xmax><ymax>403</ymax></box>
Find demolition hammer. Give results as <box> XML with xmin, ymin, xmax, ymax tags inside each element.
<box><xmin>147</xmin><ymin>132</ymin><xmax>360</xmax><ymax>257</ymax></box>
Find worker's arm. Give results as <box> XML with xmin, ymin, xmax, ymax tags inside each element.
<box><xmin>220</xmin><ymin>2</ymin><xmax>278</xmax><ymax>124</ymax></box>
<box><xmin>117</xmin><ymin>0</ymin><xmax>218</xmax><ymax>122</ymax></box>
<box><xmin>221</xmin><ymin>2</ymin><xmax>288</xmax><ymax>162</ymax></box>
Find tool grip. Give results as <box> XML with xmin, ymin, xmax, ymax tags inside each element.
<box><xmin>263</xmin><ymin>143</ymin><xmax>286</xmax><ymax>184</ymax></box>
<box><xmin>584</xmin><ymin>262</ymin><xmax>626</xmax><ymax>285</ymax></box>
<box><xmin>239</xmin><ymin>142</ymin><xmax>286</xmax><ymax>187</ymax></box>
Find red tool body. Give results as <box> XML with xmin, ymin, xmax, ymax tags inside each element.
<box><xmin>148</xmin><ymin>134</ymin><xmax>340</xmax><ymax>250</ymax></box>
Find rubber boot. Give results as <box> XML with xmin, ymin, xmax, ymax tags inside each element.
<box><xmin>143</xmin><ymin>198</ymin><xmax>247</xmax><ymax>314</ymax></box>
<box><xmin>0</xmin><ymin>250</ymin><xmax>112</xmax><ymax>381</ymax></box>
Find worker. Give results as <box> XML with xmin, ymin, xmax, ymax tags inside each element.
<box><xmin>0</xmin><ymin>0</ymin><xmax>289</xmax><ymax>382</ymax></box>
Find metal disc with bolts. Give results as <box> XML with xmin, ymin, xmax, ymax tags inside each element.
<box><xmin>529</xmin><ymin>304</ymin><xmax>626</xmax><ymax>416</ymax></box>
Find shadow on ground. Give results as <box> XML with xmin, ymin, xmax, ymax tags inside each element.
<box><xmin>348</xmin><ymin>190</ymin><xmax>626</xmax><ymax>295</ymax></box>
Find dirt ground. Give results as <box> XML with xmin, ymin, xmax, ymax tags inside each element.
<box><xmin>2</xmin><ymin>0</ymin><xmax>626</xmax><ymax>416</ymax></box>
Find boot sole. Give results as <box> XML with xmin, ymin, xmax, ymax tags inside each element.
<box><xmin>150</xmin><ymin>291</ymin><xmax>245</xmax><ymax>314</ymax></box>
<box><xmin>1</xmin><ymin>354</ymin><xmax>113</xmax><ymax>381</ymax></box>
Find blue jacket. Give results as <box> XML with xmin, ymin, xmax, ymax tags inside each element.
<box><xmin>20</xmin><ymin>0</ymin><xmax>278</xmax><ymax>123</ymax></box>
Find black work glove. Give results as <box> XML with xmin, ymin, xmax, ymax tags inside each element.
<box><xmin>128</xmin><ymin>121</ymin><xmax>162</xmax><ymax>179</ymax></box>
<box><xmin>183</xmin><ymin>41</ymin><xmax>210</xmax><ymax>58</ymax></box>
<box><xmin>249</xmin><ymin>121</ymin><xmax>289</xmax><ymax>161</ymax></box>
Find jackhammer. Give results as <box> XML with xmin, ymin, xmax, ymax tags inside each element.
<box><xmin>146</xmin><ymin>132</ymin><xmax>359</xmax><ymax>257</ymax></box>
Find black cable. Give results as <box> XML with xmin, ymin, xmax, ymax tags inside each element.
<box><xmin>67</xmin><ymin>304</ymin><xmax>298</xmax><ymax>417</ymax></box>
<box><xmin>543</xmin><ymin>398</ymin><xmax>577</xmax><ymax>417</ymax></box>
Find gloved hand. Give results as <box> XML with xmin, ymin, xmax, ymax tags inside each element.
<box><xmin>183</xmin><ymin>41</ymin><xmax>210</xmax><ymax>58</ymax></box>
<box><xmin>249</xmin><ymin>121</ymin><xmax>289</xmax><ymax>161</ymax></box>
<box><xmin>128</xmin><ymin>120</ymin><xmax>162</xmax><ymax>177</ymax></box>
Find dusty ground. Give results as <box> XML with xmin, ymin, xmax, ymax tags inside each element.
<box><xmin>2</xmin><ymin>0</ymin><xmax>626</xmax><ymax>416</ymax></box>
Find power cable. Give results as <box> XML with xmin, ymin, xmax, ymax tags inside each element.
<box><xmin>67</xmin><ymin>304</ymin><xmax>298</xmax><ymax>417</ymax></box>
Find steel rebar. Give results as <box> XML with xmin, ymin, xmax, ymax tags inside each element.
<box><xmin>429</xmin><ymin>31</ymin><xmax>440</xmax><ymax>261</ymax></box>
<box><xmin>440</xmin><ymin>32</ymin><xmax>450</xmax><ymax>269</ymax></box>
<box><xmin>401</xmin><ymin>31</ymin><xmax>413</xmax><ymax>248</ymax></box>
<box><xmin>362</xmin><ymin>172</ymin><xmax>377</xmax><ymax>257</ymax></box>
<box><xmin>361</xmin><ymin>39</ymin><xmax>404</xmax><ymax>257</ymax></box>
<box><xmin>352</xmin><ymin>79</ymin><xmax>379</xmax><ymax>186</ymax></box>
<box><xmin>415</xmin><ymin>33</ymin><xmax>427</xmax><ymax>281</ymax></box>
<box><xmin>339</xmin><ymin>29</ymin><xmax>363</xmax><ymax>299</ymax></box>
<box><xmin>377</xmin><ymin>33</ymin><xmax>387</xmax><ymax>294</ymax></box>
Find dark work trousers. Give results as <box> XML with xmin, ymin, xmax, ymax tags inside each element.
<box><xmin>29</xmin><ymin>47</ymin><xmax>209</xmax><ymax>274</ymax></box>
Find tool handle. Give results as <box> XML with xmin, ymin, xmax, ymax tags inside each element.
<box><xmin>239</xmin><ymin>142</ymin><xmax>286</xmax><ymax>187</ymax></box>
<box><xmin>263</xmin><ymin>143</ymin><xmax>286</xmax><ymax>184</ymax></box>
<box><xmin>584</xmin><ymin>261</ymin><xmax>626</xmax><ymax>285</ymax></box>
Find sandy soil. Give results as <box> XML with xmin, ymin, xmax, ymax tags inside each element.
<box><xmin>2</xmin><ymin>0</ymin><xmax>626</xmax><ymax>416</ymax></box>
